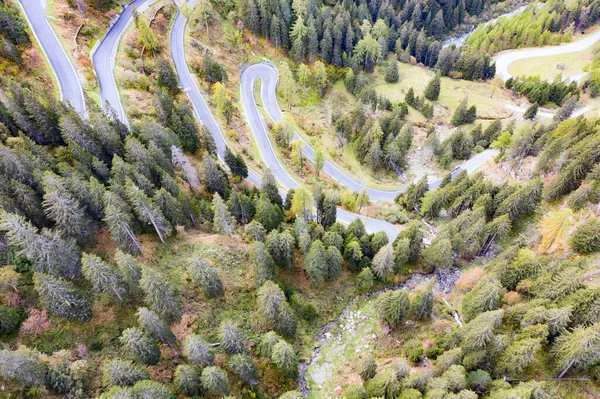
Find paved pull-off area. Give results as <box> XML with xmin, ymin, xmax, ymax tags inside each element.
<box><xmin>17</xmin><ymin>0</ymin><xmax>86</xmax><ymax>116</ymax></box>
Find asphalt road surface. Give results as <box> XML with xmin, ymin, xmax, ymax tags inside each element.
<box><xmin>241</xmin><ymin>62</ymin><xmax>498</xmax><ymax>197</ymax></box>
<box><xmin>18</xmin><ymin>0</ymin><xmax>86</xmax><ymax>116</ymax></box>
<box><xmin>91</xmin><ymin>0</ymin><xmax>157</xmax><ymax>124</ymax></box>
<box><xmin>495</xmin><ymin>29</ymin><xmax>600</xmax><ymax>82</ymax></box>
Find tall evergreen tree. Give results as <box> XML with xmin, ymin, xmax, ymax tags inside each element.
<box><xmin>81</xmin><ymin>253</ymin><xmax>127</xmax><ymax>302</ymax></box>
<box><xmin>139</xmin><ymin>267</ymin><xmax>182</xmax><ymax>323</ymax></box>
<box><xmin>33</xmin><ymin>273</ymin><xmax>92</xmax><ymax>321</ymax></box>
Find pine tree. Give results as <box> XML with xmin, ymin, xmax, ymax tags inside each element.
<box><xmin>33</xmin><ymin>273</ymin><xmax>92</xmax><ymax>321</ymax></box>
<box><xmin>212</xmin><ymin>192</ymin><xmax>234</xmax><ymax>236</ymax></box>
<box><xmin>372</xmin><ymin>244</ymin><xmax>395</xmax><ymax>280</ymax></box>
<box><xmin>173</xmin><ymin>365</ymin><xmax>202</xmax><ymax>397</ymax></box>
<box><xmin>102</xmin><ymin>358</ymin><xmax>150</xmax><ymax>387</ymax></box>
<box><xmin>154</xmin><ymin>188</ymin><xmax>185</xmax><ymax>227</ymax></box>
<box><xmin>276</xmin><ymin>301</ymin><xmax>297</xmax><ymax>338</ymax></box>
<box><xmin>250</xmin><ymin>241</ymin><xmax>276</xmax><ymax>287</ymax></box>
<box><xmin>183</xmin><ymin>335</ymin><xmax>214</xmax><ymax>367</ymax></box>
<box><xmin>136</xmin><ymin>307</ymin><xmax>176</xmax><ymax>346</ymax></box>
<box><xmin>344</xmin><ymin>240</ymin><xmax>364</xmax><ymax>271</ymax></box>
<box><xmin>139</xmin><ymin>267</ymin><xmax>182</xmax><ymax>323</ymax></box>
<box><xmin>201</xmin><ymin>366</ymin><xmax>230</xmax><ymax>396</ymax></box>
<box><xmin>385</xmin><ymin>60</ymin><xmax>399</xmax><ymax>83</ymax></box>
<box><xmin>305</xmin><ymin>240</ymin><xmax>328</xmax><ymax>288</ymax></box>
<box><xmin>424</xmin><ymin>73</ymin><xmax>441</xmax><ymax>101</ymax></box>
<box><xmin>0</xmin><ymin>347</ymin><xmax>47</xmax><ymax>387</ymax></box>
<box><xmin>271</xmin><ymin>340</ymin><xmax>298</xmax><ymax>378</ymax></box>
<box><xmin>120</xmin><ymin>327</ymin><xmax>160</xmax><ymax>365</ymax></box>
<box><xmin>82</xmin><ymin>253</ymin><xmax>127</xmax><ymax>302</ymax></box>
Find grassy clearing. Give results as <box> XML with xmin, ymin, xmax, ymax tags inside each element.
<box><xmin>508</xmin><ymin>47</ymin><xmax>594</xmax><ymax>81</ymax></box>
<box><xmin>374</xmin><ymin>61</ymin><xmax>513</xmax><ymax>123</ymax></box>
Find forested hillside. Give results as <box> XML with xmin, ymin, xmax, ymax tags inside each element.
<box><xmin>233</xmin><ymin>0</ymin><xmax>504</xmax><ymax>78</ymax></box>
<box><xmin>463</xmin><ymin>0</ymin><xmax>600</xmax><ymax>54</ymax></box>
<box><xmin>2</xmin><ymin>0</ymin><xmax>600</xmax><ymax>398</ymax></box>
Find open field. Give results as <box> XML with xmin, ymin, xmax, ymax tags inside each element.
<box><xmin>508</xmin><ymin>47</ymin><xmax>595</xmax><ymax>81</ymax></box>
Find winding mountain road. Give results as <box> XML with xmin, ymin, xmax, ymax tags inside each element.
<box><xmin>495</xmin><ymin>29</ymin><xmax>600</xmax><ymax>82</ymax></box>
<box><xmin>17</xmin><ymin>0</ymin><xmax>86</xmax><ymax>116</ymax></box>
<box><xmin>91</xmin><ymin>0</ymin><xmax>158</xmax><ymax>124</ymax></box>
<box><xmin>240</xmin><ymin>62</ymin><xmax>498</xmax><ymax>199</ymax></box>
<box><xmin>171</xmin><ymin>8</ymin><xmax>400</xmax><ymax>238</ymax></box>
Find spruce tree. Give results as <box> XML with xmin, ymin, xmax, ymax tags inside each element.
<box><xmin>461</xmin><ymin>275</ymin><xmax>500</xmax><ymax>322</ymax></box>
<box><xmin>173</xmin><ymin>365</ymin><xmax>203</xmax><ymax>397</ymax></box>
<box><xmin>0</xmin><ymin>211</ymin><xmax>82</xmax><ymax>279</ymax></box>
<box><xmin>212</xmin><ymin>192</ymin><xmax>234</xmax><ymax>236</ymax></box>
<box><xmin>376</xmin><ymin>290</ymin><xmax>410</xmax><ymax>328</ymax></box>
<box><xmin>136</xmin><ymin>307</ymin><xmax>176</xmax><ymax>346</ymax></box>
<box><xmin>103</xmin><ymin>191</ymin><xmax>142</xmax><ymax>256</ymax></box>
<box><xmin>261</xmin><ymin>168</ymin><xmax>283</xmax><ymax>206</ymax></box>
<box><xmin>119</xmin><ymin>327</ymin><xmax>160</xmax><ymax>365</ymax></box>
<box><xmin>372</xmin><ymin>244</ymin><xmax>395</xmax><ymax>280</ymax></box>
<box><xmin>183</xmin><ymin>335</ymin><xmax>214</xmax><ymax>367</ymax></box>
<box><xmin>250</xmin><ymin>241</ymin><xmax>276</xmax><ymax>287</ymax></box>
<box><xmin>410</xmin><ymin>278</ymin><xmax>435</xmax><ymax>320</ymax></box>
<box><xmin>229</xmin><ymin>353</ymin><xmax>257</xmax><ymax>384</ymax></box>
<box><xmin>33</xmin><ymin>273</ymin><xmax>92</xmax><ymax>321</ymax></box>
<box><xmin>81</xmin><ymin>253</ymin><xmax>127</xmax><ymax>302</ymax></box>
<box><xmin>219</xmin><ymin>320</ymin><xmax>247</xmax><ymax>355</ymax></box>
<box><xmin>201</xmin><ymin>366</ymin><xmax>230</xmax><ymax>396</ymax></box>
<box><xmin>523</xmin><ymin>103</ymin><xmax>538</xmax><ymax>120</ymax></box>
<box><xmin>131</xmin><ymin>380</ymin><xmax>175</xmax><ymax>398</ymax></box>
<box><xmin>188</xmin><ymin>258</ymin><xmax>224</xmax><ymax>298</ymax></box>
<box><xmin>139</xmin><ymin>267</ymin><xmax>182</xmax><ymax>323</ymax></box>
<box><xmin>271</xmin><ymin>340</ymin><xmax>298</xmax><ymax>378</ymax></box>
<box><xmin>0</xmin><ymin>348</ymin><xmax>47</xmax><ymax>387</ymax></box>
<box><xmin>257</xmin><ymin>280</ymin><xmax>286</xmax><ymax>325</ymax></box>
<box><xmin>570</xmin><ymin>217</ymin><xmax>600</xmax><ymax>254</ymax></box>
<box><xmin>424</xmin><ymin>74</ymin><xmax>441</xmax><ymax>101</ymax></box>
<box><xmin>385</xmin><ymin>60</ymin><xmax>399</xmax><ymax>83</ymax></box>
<box><xmin>102</xmin><ymin>359</ymin><xmax>150</xmax><ymax>387</ymax></box>
<box><xmin>326</xmin><ymin>246</ymin><xmax>342</xmax><ymax>281</ymax></box>
<box><xmin>305</xmin><ymin>240</ymin><xmax>328</xmax><ymax>288</ymax></box>
<box><xmin>125</xmin><ymin>179</ymin><xmax>172</xmax><ymax>243</ymax></box>
<box><xmin>115</xmin><ymin>249</ymin><xmax>142</xmax><ymax>295</ymax></box>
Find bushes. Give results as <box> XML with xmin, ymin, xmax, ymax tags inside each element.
<box><xmin>570</xmin><ymin>217</ymin><xmax>600</xmax><ymax>254</ymax></box>
<box><xmin>403</xmin><ymin>339</ymin><xmax>424</xmax><ymax>363</ymax></box>
<box><xmin>0</xmin><ymin>304</ymin><xmax>21</xmax><ymax>334</ymax></box>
